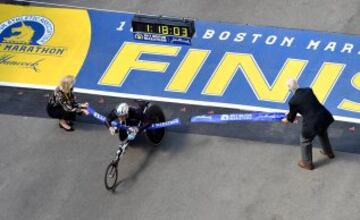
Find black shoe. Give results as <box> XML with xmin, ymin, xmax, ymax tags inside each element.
<box><xmin>320</xmin><ymin>150</ymin><xmax>335</xmax><ymax>159</ymax></box>
<box><xmin>59</xmin><ymin>123</ymin><xmax>74</xmax><ymax>132</ymax></box>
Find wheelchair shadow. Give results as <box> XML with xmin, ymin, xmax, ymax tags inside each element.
<box><xmin>111</xmin><ymin>143</ymin><xmax>158</xmax><ymax>193</ymax></box>
<box><xmin>109</xmin><ymin>132</ymin><xmax>188</xmax><ymax>194</ymax></box>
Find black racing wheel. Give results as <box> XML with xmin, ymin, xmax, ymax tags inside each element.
<box><xmin>144</xmin><ymin>104</ymin><xmax>165</xmax><ymax>145</ymax></box>
<box><xmin>104</xmin><ymin>161</ymin><xmax>118</xmax><ymax>191</ymax></box>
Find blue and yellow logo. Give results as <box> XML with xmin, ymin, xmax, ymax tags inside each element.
<box><xmin>0</xmin><ymin>4</ymin><xmax>91</xmax><ymax>86</ymax></box>
<box><xmin>134</xmin><ymin>33</ymin><xmax>144</xmax><ymax>40</ymax></box>
<box><xmin>0</xmin><ymin>15</ymin><xmax>54</xmax><ymax>45</ymax></box>
<box><xmin>0</xmin><ymin>15</ymin><xmax>65</xmax><ymax>72</ymax></box>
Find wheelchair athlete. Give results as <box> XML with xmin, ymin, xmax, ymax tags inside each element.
<box><xmin>105</xmin><ymin>102</ymin><xmax>151</xmax><ymax>142</ymax></box>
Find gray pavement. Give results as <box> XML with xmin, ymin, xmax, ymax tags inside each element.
<box><xmin>1</xmin><ymin>1</ymin><xmax>360</xmax><ymax>220</ymax></box>
<box><xmin>1</xmin><ymin>114</ymin><xmax>360</xmax><ymax>220</ymax></box>
<box><xmin>1</xmin><ymin>86</ymin><xmax>359</xmax><ymax>154</ymax></box>
<box><xmin>17</xmin><ymin>0</ymin><xmax>360</xmax><ymax>35</ymax></box>
<box><xmin>0</xmin><ymin>115</ymin><xmax>360</xmax><ymax>220</ymax></box>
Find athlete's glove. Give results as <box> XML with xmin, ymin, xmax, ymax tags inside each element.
<box><xmin>109</xmin><ymin>127</ymin><xmax>117</xmax><ymax>136</ymax></box>
<box><xmin>127</xmin><ymin>127</ymin><xmax>139</xmax><ymax>140</ymax></box>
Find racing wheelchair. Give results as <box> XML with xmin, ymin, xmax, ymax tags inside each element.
<box><xmin>104</xmin><ymin>102</ymin><xmax>166</xmax><ymax>191</ymax></box>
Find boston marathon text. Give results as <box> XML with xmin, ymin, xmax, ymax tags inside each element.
<box><xmin>202</xmin><ymin>29</ymin><xmax>358</xmax><ymax>54</ymax></box>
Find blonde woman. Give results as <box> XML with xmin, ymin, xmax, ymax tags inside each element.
<box><xmin>47</xmin><ymin>75</ymin><xmax>89</xmax><ymax>131</ymax></box>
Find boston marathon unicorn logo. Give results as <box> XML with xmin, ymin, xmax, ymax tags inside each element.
<box><xmin>0</xmin><ymin>5</ymin><xmax>91</xmax><ymax>87</ymax></box>
<box><xmin>2</xmin><ymin>21</ymin><xmax>35</xmax><ymax>44</ymax></box>
<box><xmin>0</xmin><ymin>15</ymin><xmax>54</xmax><ymax>45</ymax></box>
<box><xmin>0</xmin><ymin>15</ymin><xmax>65</xmax><ymax>72</ymax></box>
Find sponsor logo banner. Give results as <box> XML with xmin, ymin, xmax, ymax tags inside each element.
<box><xmin>133</xmin><ymin>32</ymin><xmax>191</xmax><ymax>45</ymax></box>
<box><xmin>190</xmin><ymin>113</ymin><xmax>285</xmax><ymax>123</ymax></box>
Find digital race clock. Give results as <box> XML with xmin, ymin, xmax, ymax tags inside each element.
<box><xmin>132</xmin><ymin>14</ymin><xmax>195</xmax><ymax>45</ymax></box>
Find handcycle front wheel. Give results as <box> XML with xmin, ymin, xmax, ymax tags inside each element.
<box><xmin>104</xmin><ymin>161</ymin><xmax>118</xmax><ymax>191</ymax></box>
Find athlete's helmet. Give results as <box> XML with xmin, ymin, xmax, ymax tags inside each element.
<box><xmin>115</xmin><ymin>103</ymin><xmax>129</xmax><ymax>117</ymax></box>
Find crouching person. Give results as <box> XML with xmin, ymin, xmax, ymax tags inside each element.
<box><xmin>47</xmin><ymin>75</ymin><xmax>89</xmax><ymax>131</ymax></box>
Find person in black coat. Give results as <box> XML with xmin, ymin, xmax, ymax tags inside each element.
<box><xmin>282</xmin><ymin>78</ymin><xmax>335</xmax><ymax>170</ymax></box>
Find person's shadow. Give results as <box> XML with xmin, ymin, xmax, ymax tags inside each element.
<box><xmin>313</xmin><ymin>157</ymin><xmax>332</xmax><ymax>169</ymax></box>
<box><xmin>313</xmin><ymin>149</ymin><xmax>336</xmax><ymax>169</ymax></box>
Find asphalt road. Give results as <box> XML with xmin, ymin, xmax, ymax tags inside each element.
<box><xmin>0</xmin><ymin>114</ymin><xmax>360</xmax><ymax>220</ymax></box>
<box><xmin>1</xmin><ymin>1</ymin><xmax>360</xmax><ymax>220</ymax></box>
<box><xmin>12</xmin><ymin>0</ymin><xmax>360</xmax><ymax>35</ymax></box>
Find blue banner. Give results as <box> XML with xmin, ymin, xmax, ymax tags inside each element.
<box><xmin>191</xmin><ymin>113</ymin><xmax>285</xmax><ymax>123</ymax></box>
<box><xmin>87</xmin><ymin>106</ymin><xmax>181</xmax><ymax>130</ymax></box>
<box><xmin>148</xmin><ymin>118</ymin><xmax>181</xmax><ymax>130</ymax></box>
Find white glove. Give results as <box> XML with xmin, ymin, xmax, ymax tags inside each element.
<box><xmin>80</xmin><ymin>102</ymin><xmax>89</xmax><ymax>108</ymax></box>
<box><xmin>109</xmin><ymin>127</ymin><xmax>116</xmax><ymax>136</ymax></box>
<box><xmin>127</xmin><ymin>127</ymin><xmax>139</xmax><ymax>140</ymax></box>
<box><xmin>129</xmin><ymin>126</ymin><xmax>139</xmax><ymax>134</ymax></box>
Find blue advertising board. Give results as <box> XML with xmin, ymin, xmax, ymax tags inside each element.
<box><xmin>1</xmin><ymin>4</ymin><xmax>359</xmax><ymax>123</ymax></box>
